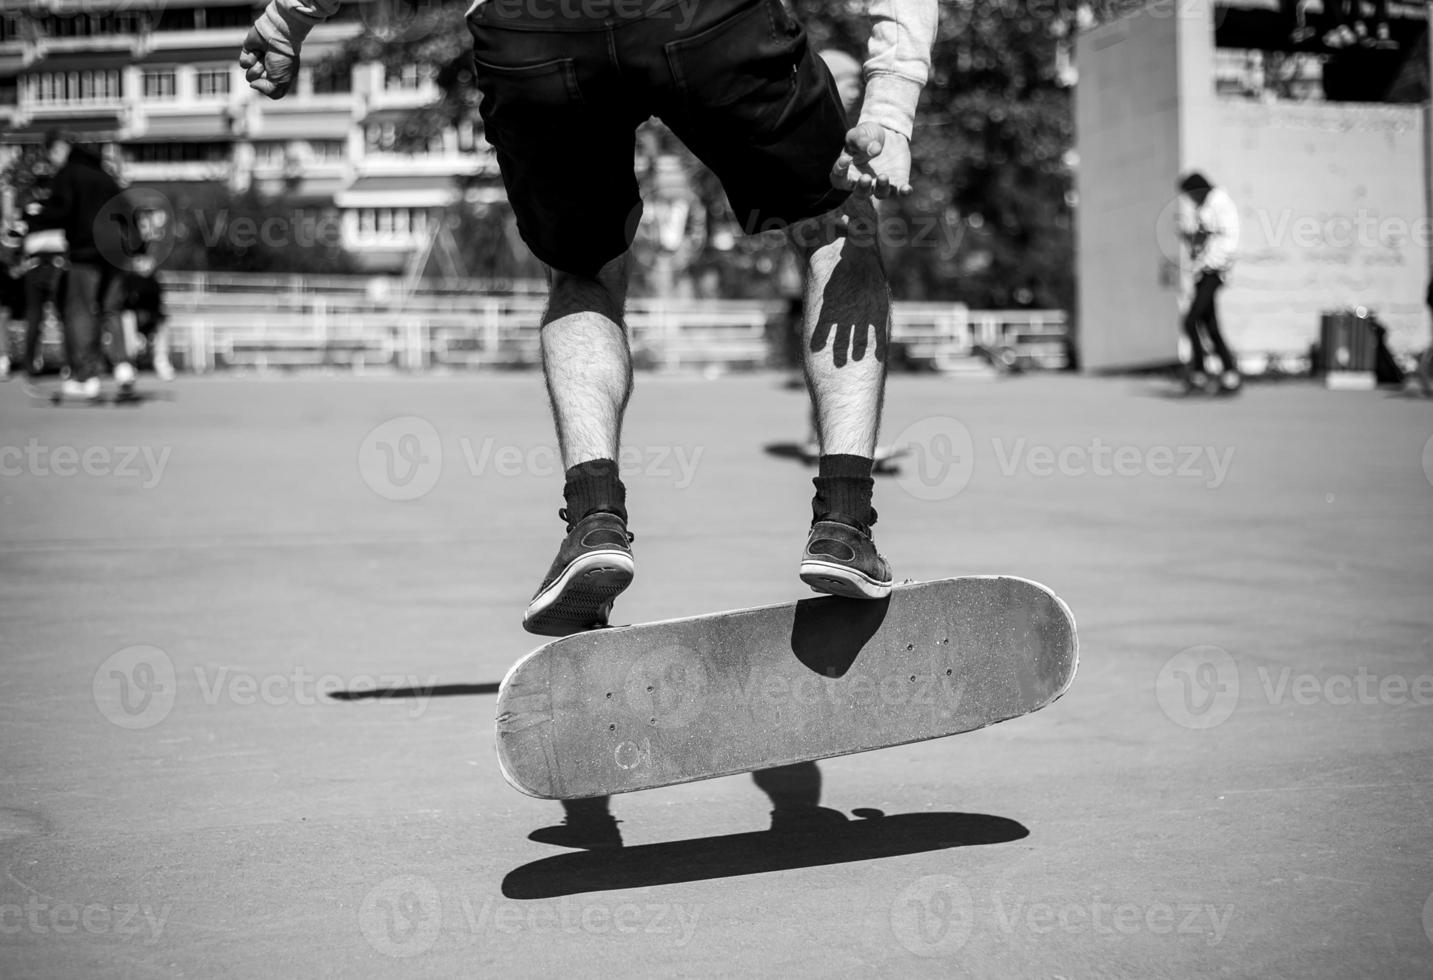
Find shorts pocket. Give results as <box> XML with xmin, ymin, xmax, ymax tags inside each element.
<box><xmin>664</xmin><ymin>0</ymin><xmax>803</xmax><ymax>133</ymax></box>
<box><xmin>472</xmin><ymin>55</ymin><xmax>584</xmax><ymax>130</ymax></box>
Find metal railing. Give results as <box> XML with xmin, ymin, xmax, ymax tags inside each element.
<box><xmin>157</xmin><ymin>271</ymin><xmax>1069</xmax><ymax>373</ymax></box>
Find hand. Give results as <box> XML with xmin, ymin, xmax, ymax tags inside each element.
<box><xmin>830</xmin><ymin>122</ymin><xmax>912</xmax><ymax>200</ymax></box>
<box><xmin>239</xmin><ymin>25</ymin><xmax>299</xmax><ymax>99</ymax></box>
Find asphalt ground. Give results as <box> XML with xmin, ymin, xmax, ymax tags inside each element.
<box><xmin>1</xmin><ymin>372</ymin><xmax>1431</xmax><ymax>978</ymax></box>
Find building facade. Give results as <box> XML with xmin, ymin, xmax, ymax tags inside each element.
<box><xmin>0</xmin><ymin>0</ymin><xmax>501</xmax><ymax>272</ymax></box>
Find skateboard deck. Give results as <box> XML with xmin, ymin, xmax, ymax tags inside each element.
<box><xmin>23</xmin><ymin>380</ymin><xmax>143</xmax><ymax>406</ymax></box>
<box><xmin>496</xmin><ymin>576</ymin><xmax>1078</xmax><ymax>800</ymax></box>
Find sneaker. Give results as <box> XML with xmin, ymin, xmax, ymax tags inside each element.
<box><xmin>114</xmin><ymin>361</ymin><xmax>136</xmax><ymax>394</ymax></box>
<box><xmin>1217</xmin><ymin>370</ymin><xmax>1243</xmax><ymax>395</ymax></box>
<box><xmin>61</xmin><ymin>377</ymin><xmax>102</xmax><ymax>401</ymax></box>
<box><xmin>523</xmin><ymin>509</ymin><xmax>635</xmax><ymax>636</ymax></box>
<box><xmin>0</xmin><ymin>355</ymin><xmax>10</xmax><ymax>380</ymax></box>
<box><xmin>153</xmin><ymin>356</ymin><xmax>175</xmax><ymax>381</ymax></box>
<box><xmin>799</xmin><ymin>518</ymin><xmax>894</xmax><ymax>599</ymax></box>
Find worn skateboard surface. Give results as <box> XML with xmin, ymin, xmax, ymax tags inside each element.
<box><xmin>496</xmin><ymin>576</ymin><xmax>1078</xmax><ymax>800</ymax></box>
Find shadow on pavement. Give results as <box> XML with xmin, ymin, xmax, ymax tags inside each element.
<box><xmin>329</xmin><ymin>682</ymin><xmax>499</xmax><ymax>701</ymax></box>
<box><xmin>503</xmin><ymin>808</ymin><xmax>1028</xmax><ymax>899</ymax></box>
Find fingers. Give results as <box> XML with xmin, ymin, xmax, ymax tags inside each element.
<box><xmin>843</xmin><ymin>122</ymin><xmax>885</xmax><ymax>161</ymax></box>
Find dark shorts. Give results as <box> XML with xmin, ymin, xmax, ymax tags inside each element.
<box><xmin>467</xmin><ymin>0</ymin><xmax>850</xmax><ymax>277</ymax></box>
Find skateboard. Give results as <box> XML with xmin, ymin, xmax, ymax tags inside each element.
<box><xmin>23</xmin><ymin>379</ymin><xmax>144</xmax><ymax>406</ymax></box>
<box><xmin>496</xmin><ymin>576</ymin><xmax>1078</xmax><ymax>800</ymax></box>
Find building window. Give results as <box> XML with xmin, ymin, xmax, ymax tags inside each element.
<box><xmin>351</xmin><ymin>208</ymin><xmax>430</xmax><ymax>243</ymax></box>
<box><xmin>29</xmin><ymin>69</ymin><xmax>122</xmax><ymax>104</ymax></box>
<box><xmin>195</xmin><ymin>68</ymin><xmax>231</xmax><ymax>99</ymax></box>
<box><xmin>122</xmin><ymin>142</ymin><xmax>233</xmax><ymax>164</ymax></box>
<box><xmin>142</xmin><ymin>70</ymin><xmax>177</xmax><ymax>101</ymax></box>
<box><xmin>384</xmin><ymin>64</ymin><xmax>425</xmax><ymax>91</ymax></box>
<box><xmin>310</xmin><ymin>140</ymin><xmax>346</xmax><ymax>162</ymax></box>
<box><xmin>311</xmin><ymin>61</ymin><xmax>352</xmax><ymax>94</ymax></box>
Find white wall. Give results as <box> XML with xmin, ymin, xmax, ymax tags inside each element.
<box><xmin>1075</xmin><ymin>6</ymin><xmax>1189</xmax><ymax>371</ymax></box>
<box><xmin>1211</xmin><ymin>100</ymin><xmax>1429</xmax><ymax>357</ymax></box>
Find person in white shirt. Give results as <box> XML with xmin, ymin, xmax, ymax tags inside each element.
<box><xmin>1178</xmin><ymin>172</ymin><xmax>1241</xmax><ymax>394</ymax></box>
<box><xmin>241</xmin><ymin>0</ymin><xmax>938</xmax><ymax>632</ymax></box>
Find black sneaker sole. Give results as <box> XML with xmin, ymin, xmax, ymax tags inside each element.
<box><xmin>523</xmin><ymin>551</ymin><xmax>635</xmax><ymax>637</ymax></box>
<box><xmin>799</xmin><ymin>560</ymin><xmax>894</xmax><ymax>600</ymax></box>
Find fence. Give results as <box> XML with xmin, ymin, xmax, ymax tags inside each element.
<box><xmin>156</xmin><ymin>272</ymin><xmax>1070</xmax><ymax>373</ymax></box>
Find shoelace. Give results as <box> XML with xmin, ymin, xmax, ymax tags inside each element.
<box><xmin>559</xmin><ymin>508</ymin><xmax>635</xmax><ymax>542</ymax></box>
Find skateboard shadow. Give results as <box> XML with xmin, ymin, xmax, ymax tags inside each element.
<box><xmin>502</xmin><ymin>808</ymin><xmax>1028</xmax><ymax>899</ymax></box>
<box><xmin>328</xmin><ymin>682</ymin><xmax>499</xmax><ymax>701</ymax></box>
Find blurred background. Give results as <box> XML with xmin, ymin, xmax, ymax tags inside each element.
<box><xmin>0</xmin><ymin>0</ymin><xmax>1429</xmax><ymax>385</ymax></box>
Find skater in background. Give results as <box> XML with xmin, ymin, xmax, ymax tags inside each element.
<box><xmin>32</xmin><ymin>130</ymin><xmax>136</xmax><ymax>401</ymax></box>
<box><xmin>1177</xmin><ymin>171</ymin><xmax>1241</xmax><ymax>395</ymax></box>
<box><xmin>122</xmin><ymin>253</ymin><xmax>174</xmax><ymax>380</ymax></box>
<box><xmin>0</xmin><ymin>167</ymin><xmax>66</xmax><ymax>380</ymax></box>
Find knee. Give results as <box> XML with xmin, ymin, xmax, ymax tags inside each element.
<box><xmin>546</xmin><ymin>254</ymin><xmax>628</xmax><ymax>325</ymax></box>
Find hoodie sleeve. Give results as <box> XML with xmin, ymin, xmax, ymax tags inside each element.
<box><xmin>858</xmin><ymin>0</ymin><xmax>938</xmax><ymax>139</ymax></box>
<box><xmin>1198</xmin><ymin>188</ymin><xmax>1240</xmax><ymax>275</ymax></box>
<box><xmin>252</xmin><ymin>0</ymin><xmax>344</xmax><ymax>56</ymax></box>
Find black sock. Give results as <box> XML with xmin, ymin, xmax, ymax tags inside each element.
<box><xmin>563</xmin><ymin>458</ymin><xmax>626</xmax><ymax>525</ymax></box>
<box><xmin>812</xmin><ymin>453</ymin><xmax>876</xmax><ymax>527</ymax></box>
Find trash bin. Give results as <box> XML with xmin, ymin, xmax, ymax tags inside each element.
<box><xmin>1319</xmin><ymin>310</ymin><xmax>1376</xmax><ymax>389</ymax></box>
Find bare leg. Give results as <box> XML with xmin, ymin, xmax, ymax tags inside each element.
<box><xmin>539</xmin><ymin>254</ymin><xmax>632</xmax><ymax>469</ymax></box>
<box><xmin>789</xmin><ymin>197</ymin><xmax>889</xmax><ymax>457</ymax></box>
